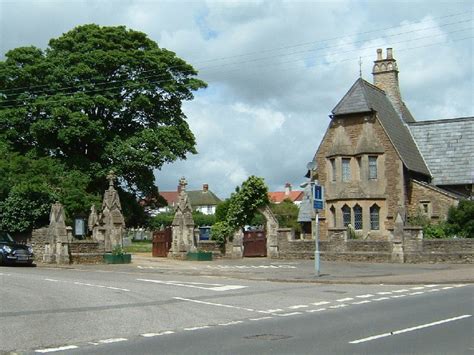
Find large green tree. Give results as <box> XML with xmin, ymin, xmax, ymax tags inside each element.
<box><xmin>0</xmin><ymin>24</ymin><xmax>206</xmax><ymax>230</ymax></box>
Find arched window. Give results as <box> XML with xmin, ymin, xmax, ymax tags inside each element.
<box><xmin>330</xmin><ymin>205</ymin><xmax>336</xmax><ymax>227</ymax></box>
<box><xmin>370</xmin><ymin>204</ymin><xmax>380</xmax><ymax>230</ymax></box>
<box><xmin>354</xmin><ymin>205</ymin><xmax>363</xmax><ymax>230</ymax></box>
<box><xmin>342</xmin><ymin>205</ymin><xmax>351</xmax><ymax>227</ymax></box>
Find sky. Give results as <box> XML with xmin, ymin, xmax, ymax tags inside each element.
<box><xmin>1</xmin><ymin>0</ymin><xmax>473</xmax><ymax>199</ymax></box>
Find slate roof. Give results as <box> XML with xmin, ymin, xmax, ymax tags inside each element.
<box><xmin>331</xmin><ymin>78</ymin><xmax>430</xmax><ymax>177</ymax></box>
<box><xmin>408</xmin><ymin>117</ymin><xmax>474</xmax><ymax>186</ymax></box>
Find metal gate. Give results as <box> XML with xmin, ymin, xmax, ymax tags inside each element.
<box><xmin>243</xmin><ymin>230</ymin><xmax>267</xmax><ymax>257</ymax></box>
<box><xmin>152</xmin><ymin>227</ymin><xmax>172</xmax><ymax>257</ymax></box>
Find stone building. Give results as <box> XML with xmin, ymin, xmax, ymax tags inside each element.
<box><xmin>306</xmin><ymin>48</ymin><xmax>472</xmax><ymax>240</ymax></box>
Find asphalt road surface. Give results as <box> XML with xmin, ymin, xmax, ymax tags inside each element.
<box><xmin>0</xmin><ymin>264</ymin><xmax>472</xmax><ymax>354</ymax></box>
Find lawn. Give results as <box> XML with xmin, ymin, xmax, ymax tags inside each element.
<box><xmin>123</xmin><ymin>240</ymin><xmax>152</xmax><ymax>253</ymax></box>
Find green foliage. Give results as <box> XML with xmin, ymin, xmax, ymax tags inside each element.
<box><xmin>408</xmin><ymin>200</ymin><xmax>474</xmax><ymax>238</ymax></box>
<box><xmin>193</xmin><ymin>211</ymin><xmax>216</xmax><ymax>227</ymax></box>
<box><xmin>111</xmin><ymin>245</ymin><xmax>124</xmax><ymax>256</ymax></box>
<box><xmin>445</xmin><ymin>200</ymin><xmax>474</xmax><ymax>238</ymax></box>
<box><xmin>215</xmin><ymin>199</ymin><xmax>230</xmax><ymax>222</ymax></box>
<box><xmin>270</xmin><ymin>199</ymin><xmax>301</xmax><ymax>232</ymax></box>
<box><xmin>211</xmin><ymin>176</ymin><xmax>269</xmax><ymax>246</ymax></box>
<box><xmin>149</xmin><ymin>212</ymin><xmax>174</xmax><ymax>229</ymax></box>
<box><xmin>0</xmin><ymin>24</ymin><xmax>206</xmax><ymax>231</ymax></box>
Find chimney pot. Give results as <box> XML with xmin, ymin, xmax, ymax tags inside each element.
<box><xmin>386</xmin><ymin>48</ymin><xmax>393</xmax><ymax>59</ymax></box>
<box><xmin>376</xmin><ymin>48</ymin><xmax>382</xmax><ymax>60</ymax></box>
<box><xmin>284</xmin><ymin>183</ymin><xmax>292</xmax><ymax>196</ymax></box>
<box><xmin>203</xmin><ymin>184</ymin><xmax>209</xmax><ymax>192</ymax></box>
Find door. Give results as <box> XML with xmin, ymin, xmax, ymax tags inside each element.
<box><xmin>243</xmin><ymin>230</ymin><xmax>267</xmax><ymax>257</ymax></box>
<box><xmin>152</xmin><ymin>227</ymin><xmax>172</xmax><ymax>257</ymax></box>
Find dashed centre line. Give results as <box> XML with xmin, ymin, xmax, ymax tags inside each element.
<box><xmin>35</xmin><ymin>345</ymin><xmax>79</xmax><ymax>353</ymax></box>
<box><xmin>174</xmin><ymin>296</ymin><xmax>256</xmax><ymax>312</ymax></box>
<box><xmin>141</xmin><ymin>331</ymin><xmax>175</xmax><ymax>337</ymax></box>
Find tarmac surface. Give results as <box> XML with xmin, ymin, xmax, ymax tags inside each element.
<box><xmin>115</xmin><ymin>253</ymin><xmax>473</xmax><ymax>285</ymax></box>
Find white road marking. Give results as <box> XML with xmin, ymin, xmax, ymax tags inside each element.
<box><xmin>356</xmin><ymin>294</ymin><xmax>374</xmax><ymax>298</ymax></box>
<box><xmin>408</xmin><ymin>291</ymin><xmax>424</xmax><ymax>295</ymax></box>
<box><xmin>390</xmin><ymin>295</ymin><xmax>407</xmax><ymax>298</ymax></box>
<box><xmin>329</xmin><ymin>304</ymin><xmax>348</xmax><ymax>309</ymax></box>
<box><xmin>261</xmin><ymin>309</ymin><xmax>284</xmax><ymax>313</ymax></box>
<box><xmin>373</xmin><ymin>297</ymin><xmax>390</xmax><ymax>301</ymax></box>
<box><xmin>44</xmin><ymin>278</ymin><xmax>59</xmax><ymax>282</ymax></box>
<box><xmin>376</xmin><ymin>292</ymin><xmax>392</xmax><ymax>295</ymax></box>
<box><xmin>410</xmin><ymin>286</ymin><xmax>425</xmax><ymax>290</ymax></box>
<box><xmin>97</xmin><ymin>338</ymin><xmax>128</xmax><ymax>344</ymax></box>
<box><xmin>306</xmin><ymin>308</ymin><xmax>327</xmax><ymax>313</ymax></box>
<box><xmin>138</xmin><ymin>278</ymin><xmax>247</xmax><ymax>292</ymax></box>
<box><xmin>277</xmin><ymin>312</ymin><xmax>303</xmax><ymax>317</ymax></box>
<box><xmin>218</xmin><ymin>320</ymin><xmax>244</xmax><ymax>326</ymax></box>
<box><xmin>352</xmin><ymin>300</ymin><xmax>371</xmax><ymax>305</ymax></box>
<box><xmin>184</xmin><ymin>325</ymin><xmax>211</xmax><ymax>331</ymax></box>
<box><xmin>312</xmin><ymin>301</ymin><xmax>331</xmax><ymax>305</ymax></box>
<box><xmin>442</xmin><ymin>286</ymin><xmax>454</xmax><ymax>290</ymax></box>
<box><xmin>141</xmin><ymin>331</ymin><xmax>175</xmax><ymax>337</ymax></box>
<box><xmin>392</xmin><ymin>289</ymin><xmax>409</xmax><ymax>293</ymax></box>
<box><xmin>349</xmin><ymin>315</ymin><xmax>472</xmax><ymax>344</ymax></box>
<box><xmin>454</xmin><ymin>284</ymin><xmax>467</xmax><ymax>288</ymax></box>
<box><xmin>428</xmin><ymin>289</ymin><xmax>441</xmax><ymax>292</ymax></box>
<box><xmin>206</xmin><ymin>264</ymin><xmax>297</xmax><ymax>269</ymax></box>
<box><xmin>174</xmin><ymin>297</ymin><xmax>256</xmax><ymax>312</ymax></box>
<box><xmin>35</xmin><ymin>345</ymin><xmax>79</xmax><ymax>353</ymax></box>
<box><xmin>288</xmin><ymin>305</ymin><xmax>309</xmax><ymax>309</ymax></box>
<box><xmin>424</xmin><ymin>284</ymin><xmax>439</xmax><ymax>288</ymax></box>
<box><xmin>250</xmin><ymin>316</ymin><xmax>273</xmax><ymax>321</ymax></box>
<box><xmin>73</xmin><ymin>282</ymin><xmax>130</xmax><ymax>292</ymax></box>
<box><xmin>337</xmin><ymin>297</ymin><xmax>354</xmax><ymax>302</ymax></box>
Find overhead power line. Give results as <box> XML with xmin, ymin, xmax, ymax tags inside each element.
<box><xmin>0</xmin><ymin>10</ymin><xmax>471</xmax><ymax>95</ymax></box>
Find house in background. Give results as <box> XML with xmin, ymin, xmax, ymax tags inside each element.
<box><xmin>268</xmin><ymin>183</ymin><xmax>304</xmax><ymax>206</ymax></box>
<box><xmin>152</xmin><ymin>183</ymin><xmax>221</xmax><ymax>216</ymax></box>
<box><xmin>303</xmin><ymin>48</ymin><xmax>472</xmax><ymax>240</ymax></box>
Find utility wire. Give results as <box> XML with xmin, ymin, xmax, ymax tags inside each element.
<box><xmin>0</xmin><ymin>23</ymin><xmax>471</xmax><ymax>107</ymax></box>
<box><xmin>0</xmin><ymin>10</ymin><xmax>471</xmax><ymax>95</ymax></box>
<box><xmin>1</xmin><ymin>34</ymin><xmax>471</xmax><ymax>110</ymax></box>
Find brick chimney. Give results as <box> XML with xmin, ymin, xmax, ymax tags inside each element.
<box><xmin>284</xmin><ymin>182</ymin><xmax>292</xmax><ymax>196</ymax></box>
<box><xmin>203</xmin><ymin>184</ymin><xmax>209</xmax><ymax>192</ymax></box>
<box><xmin>372</xmin><ymin>48</ymin><xmax>404</xmax><ymax>118</ymax></box>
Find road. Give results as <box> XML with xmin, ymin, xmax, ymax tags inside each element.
<box><xmin>0</xmin><ymin>263</ymin><xmax>472</xmax><ymax>354</ymax></box>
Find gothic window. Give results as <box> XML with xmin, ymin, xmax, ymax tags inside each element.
<box><xmin>354</xmin><ymin>205</ymin><xmax>363</xmax><ymax>230</ymax></box>
<box><xmin>369</xmin><ymin>156</ymin><xmax>377</xmax><ymax>179</ymax></box>
<box><xmin>342</xmin><ymin>205</ymin><xmax>351</xmax><ymax>227</ymax></box>
<box><xmin>330</xmin><ymin>205</ymin><xmax>336</xmax><ymax>227</ymax></box>
<box><xmin>370</xmin><ymin>204</ymin><xmax>380</xmax><ymax>230</ymax></box>
<box><xmin>342</xmin><ymin>158</ymin><xmax>351</xmax><ymax>182</ymax></box>
<box><xmin>330</xmin><ymin>159</ymin><xmax>336</xmax><ymax>182</ymax></box>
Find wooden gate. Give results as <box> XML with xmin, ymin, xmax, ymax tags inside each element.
<box><xmin>243</xmin><ymin>230</ymin><xmax>267</xmax><ymax>257</ymax></box>
<box><xmin>152</xmin><ymin>227</ymin><xmax>172</xmax><ymax>257</ymax></box>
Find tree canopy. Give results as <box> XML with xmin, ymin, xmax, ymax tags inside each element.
<box><xmin>0</xmin><ymin>24</ymin><xmax>206</xmax><ymax>231</ymax></box>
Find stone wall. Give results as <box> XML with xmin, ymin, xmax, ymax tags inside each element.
<box><xmin>30</xmin><ymin>228</ymin><xmax>49</xmax><ymax>261</ymax></box>
<box><xmin>69</xmin><ymin>241</ymin><xmax>105</xmax><ymax>264</ymax></box>
<box><xmin>405</xmin><ymin>239</ymin><xmax>473</xmax><ymax>263</ymax></box>
<box><xmin>197</xmin><ymin>240</ymin><xmax>222</xmax><ymax>257</ymax></box>
<box><xmin>407</xmin><ymin>180</ymin><xmax>458</xmax><ymax>221</ymax></box>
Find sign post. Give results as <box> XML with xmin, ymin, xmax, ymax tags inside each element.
<box><xmin>312</xmin><ymin>183</ymin><xmax>323</xmax><ymax>277</ymax></box>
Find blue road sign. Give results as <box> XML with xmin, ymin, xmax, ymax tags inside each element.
<box><xmin>314</xmin><ymin>200</ymin><xmax>323</xmax><ymax>210</ymax></box>
<box><xmin>313</xmin><ymin>184</ymin><xmax>324</xmax><ymax>210</ymax></box>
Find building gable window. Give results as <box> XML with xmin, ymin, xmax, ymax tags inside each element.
<box><xmin>342</xmin><ymin>158</ymin><xmax>351</xmax><ymax>182</ymax></box>
<box><xmin>368</xmin><ymin>156</ymin><xmax>377</xmax><ymax>179</ymax></box>
<box><xmin>354</xmin><ymin>204</ymin><xmax>363</xmax><ymax>230</ymax></box>
<box><xmin>370</xmin><ymin>204</ymin><xmax>380</xmax><ymax>230</ymax></box>
<box><xmin>342</xmin><ymin>204</ymin><xmax>351</xmax><ymax>227</ymax></box>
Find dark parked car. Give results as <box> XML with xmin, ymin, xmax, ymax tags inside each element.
<box><xmin>0</xmin><ymin>231</ymin><xmax>35</xmax><ymax>266</ymax></box>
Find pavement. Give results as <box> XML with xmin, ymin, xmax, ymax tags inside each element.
<box><xmin>102</xmin><ymin>253</ymin><xmax>474</xmax><ymax>285</ymax></box>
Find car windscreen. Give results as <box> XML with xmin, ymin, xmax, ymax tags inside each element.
<box><xmin>0</xmin><ymin>232</ymin><xmax>14</xmax><ymax>243</ymax></box>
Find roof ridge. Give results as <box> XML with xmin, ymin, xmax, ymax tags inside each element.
<box><xmin>408</xmin><ymin>116</ymin><xmax>474</xmax><ymax>125</ymax></box>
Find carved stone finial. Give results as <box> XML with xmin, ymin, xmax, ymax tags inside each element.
<box><xmin>179</xmin><ymin>176</ymin><xmax>187</xmax><ymax>191</ymax></box>
<box><xmin>106</xmin><ymin>170</ymin><xmax>117</xmax><ymax>188</ymax></box>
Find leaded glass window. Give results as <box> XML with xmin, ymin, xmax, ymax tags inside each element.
<box><xmin>354</xmin><ymin>205</ymin><xmax>363</xmax><ymax>230</ymax></box>
<box><xmin>342</xmin><ymin>158</ymin><xmax>351</xmax><ymax>182</ymax></box>
<box><xmin>342</xmin><ymin>205</ymin><xmax>351</xmax><ymax>227</ymax></box>
<box><xmin>369</xmin><ymin>156</ymin><xmax>377</xmax><ymax>179</ymax></box>
<box><xmin>370</xmin><ymin>204</ymin><xmax>380</xmax><ymax>230</ymax></box>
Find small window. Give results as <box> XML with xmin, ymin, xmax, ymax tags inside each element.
<box><xmin>342</xmin><ymin>158</ymin><xmax>351</xmax><ymax>182</ymax></box>
<box><xmin>330</xmin><ymin>159</ymin><xmax>336</xmax><ymax>182</ymax></box>
<box><xmin>354</xmin><ymin>205</ymin><xmax>363</xmax><ymax>230</ymax></box>
<box><xmin>369</xmin><ymin>156</ymin><xmax>377</xmax><ymax>179</ymax></box>
<box><xmin>370</xmin><ymin>204</ymin><xmax>380</xmax><ymax>230</ymax></box>
<box><xmin>342</xmin><ymin>205</ymin><xmax>351</xmax><ymax>227</ymax></box>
